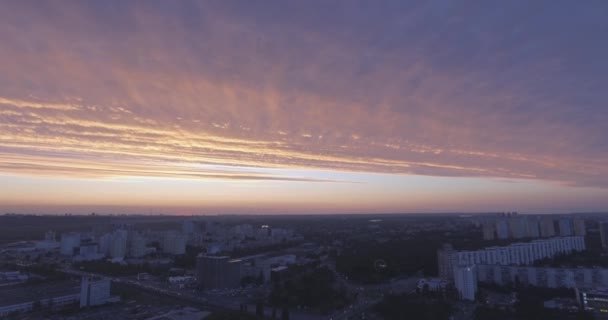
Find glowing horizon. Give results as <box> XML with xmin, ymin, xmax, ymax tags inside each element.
<box><xmin>1</xmin><ymin>1</ymin><xmax>607</xmax><ymax>214</ymax></box>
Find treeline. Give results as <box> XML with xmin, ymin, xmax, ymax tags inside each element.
<box><xmin>373</xmin><ymin>293</ymin><xmax>452</xmax><ymax>320</ymax></box>
<box><xmin>268</xmin><ymin>266</ymin><xmax>351</xmax><ymax>314</ymax></box>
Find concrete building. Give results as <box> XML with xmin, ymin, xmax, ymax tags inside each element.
<box><xmin>496</xmin><ymin>219</ymin><xmax>510</xmax><ymax>240</ymax></box>
<box><xmin>0</xmin><ymin>281</ymin><xmax>80</xmax><ymax>317</ymax></box>
<box><xmin>526</xmin><ymin>216</ymin><xmax>540</xmax><ymax>238</ymax></box>
<box><xmin>60</xmin><ymin>232</ymin><xmax>81</xmax><ymax>256</ymax></box>
<box><xmin>162</xmin><ymin>231</ymin><xmax>186</xmax><ymax>255</ymax></box>
<box><xmin>558</xmin><ymin>218</ymin><xmax>574</xmax><ymax>236</ymax></box>
<box><xmin>573</xmin><ymin>218</ymin><xmax>586</xmax><ymax>237</ymax></box>
<box><xmin>129</xmin><ymin>233</ymin><xmax>147</xmax><ymax>258</ymax></box>
<box><xmin>437</xmin><ymin>244</ymin><xmax>455</xmax><ymax>281</ymax></box>
<box><xmin>478</xmin><ymin>265</ymin><xmax>608</xmax><ymax>289</ymax></box>
<box><xmin>450</xmin><ymin>236</ymin><xmax>584</xmax><ymax>267</ymax></box>
<box><xmin>600</xmin><ymin>222</ymin><xmax>608</xmax><ymax>250</ymax></box>
<box><xmin>80</xmin><ymin>277</ymin><xmax>111</xmax><ymax>308</ymax></box>
<box><xmin>509</xmin><ymin>217</ymin><xmax>528</xmax><ymax>239</ymax></box>
<box><xmin>109</xmin><ymin>231</ymin><xmax>127</xmax><ymax>260</ymax></box>
<box><xmin>196</xmin><ymin>255</ymin><xmax>242</xmax><ymax>289</ymax></box>
<box><xmin>482</xmin><ymin>222</ymin><xmax>495</xmax><ymax>241</ymax></box>
<box><xmin>76</xmin><ymin>242</ymin><xmax>101</xmax><ymax>261</ymax></box>
<box><xmin>454</xmin><ymin>265</ymin><xmax>477</xmax><ymax>301</ymax></box>
<box><xmin>97</xmin><ymin>233</ymin><xmax>112</xmax><ymax>257</ymax></box>
<box><xmin>540</xmin><ymin>217</ymin><xmax>556</xmax><ymax>238</ymax></box>
<box><xmin>182</xmin><ymin>221</ymin><xmax>196</xmax><ymax>234</ymax></box>
<box><xmin>0</xmin><ymin>277</ymin><xmax>111</xmax><ymax>318</ymax></box>
<box><xmin>239</xmin><ymin>254</ymin><xmax>297</xmax><ymax>283</ymax></box>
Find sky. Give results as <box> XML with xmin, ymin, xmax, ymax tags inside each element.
<box><xmin>1</xmin><ymin>0</ymin><xmax>607</xmax><ymax>215</ymax></box>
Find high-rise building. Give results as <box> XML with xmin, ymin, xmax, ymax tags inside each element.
<box><xmin>97</xmin><ymin>233</ymin><xmax>112</xmax><ymax>256</ymax></box>
<box><xmin>454</xmin><ymin>265</ymin><xmax>477</xmax><ymax>301</ymax></box>
<box><xmin>182</xmin><ymin>221</ymin><xmax>196</xmax><ymax>234</ymax></box>
<box><xmin>109</xmin><ymin>231</ymin><xmax>127</xmax><ymax>260</ymax></box>
<box><xmin>573</xmin><ymin>218</ymin><xmax>586</xmax><ymax>237</ymax></box>
<box><xmin>450</xmin><ymin>236</ymin><xmax>585</xmax><ymax>267</ymax></box>
<box><xmin>129</xmin><ymin>233</ymin><xmax>147</xmax><ymax>258</ymax></box>
<box><xmin>162</xmin><ymin>231</ymin><xmax>186</xmax><ymax>255</ymax></box>
<box><xmin>526</xmin><ymin>216</ymin><xmax>541</xmax><ymax>238</ymax></box>
<box><xmin>540</xmin><ymin>217</ymin><xmax>556</xmax><ymax>238</ymax></box>
<box><xmin>60</xmin><ymin>233</ymin><xmax>81</xmax><ymax>256</ymax></box>
<box><xmin>437</xmin><ymin>244</ymin><xmax>455</xmax><ymax>281</ymax></box>
<box><xmin>496</xmin><ymin>219</ymin><xmax>509</xmax><ymax>239</ymax></box>
<box><xmin>600</xmin><ymin>222</ymin><xmax>608</xmax><ymax>250</ymax></box>
<box><xmin>80</xmin><ymin>277</ymin><xmax>111</xmax><ymax>307</ymax></box>
<box><xmin>482</xmin><ymin>222</ymin><xmax>495</xmax><ymax>240</ymax></box>
<box><xmin>196</xmin><ymin>255</ymin><xmax>242</xmax><ymax>289</ymax></box>
<box><xmin>78</xmin><ymin>242</ymin><xmax>98</xmax><ymax>258</ymax></box>
<box><xmin>558</xmin><ymin>218</ymin><xmax>574</xmax><ymax>236</ymax></box>
<box><xmin>509</xmin><ymin>217</ymin><xmax>528</xmax><ymax>239</ymax></box>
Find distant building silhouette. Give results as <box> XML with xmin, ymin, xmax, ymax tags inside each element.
<box><xmin>540</xmin><ymin>217</ymin><xmax>557</xmax><ymax>238</ymax></box>
<box><xmin>600</xmin><ymin>222</ymin><xmax>608</xmax><ymax>250</ymax></box>
<box><xmin>437</xmin><ymin>244</ymin><xmax>455</xmax><ymax>281</ymax></box>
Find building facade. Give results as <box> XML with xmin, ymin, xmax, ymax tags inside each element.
<box><xmin>162</xmin><ymin>231</ymin><xmax>186</xmax><ymax>255</ymax></box>
<box><xmin>80</xmin><ymin>277</ymin><xmax>111</xmax><ymax>308</ymax></box>
<box><xmin>600</xmin><ymin>222</ymin><xmax>608</xmax><ymax>250</ymax></box>
<box><xmin>450</xmin><ymin>236</ymin><xmax>585</xmax><ymax>268</ymax></box>
<box><xmin>454</xmin><ymin>265</ymin><xmax>477</xmax><ymax>301</ymax></box>
<box><xmin>196</xmin><ymin>255</ymin><xmax>242</xmax><ymax>289</ymax></box>
<box><xmin>437</xmin><ymin>244</ymin><xmax>455</xmax><ymax>280</ymax></box>
<box><xmin>60</xmin><ymin>233</ymin><xmax>81</xmax><ymax>256</ymax></box>
<box><xmin>540</xmin><ymin>217</ymin><xmax>557</xmax><ymax>238</ymax></box>
<box><xmin>478</xmin><ymin>265</ymin><xmax>608</xmax><ymax>289</ymax></box>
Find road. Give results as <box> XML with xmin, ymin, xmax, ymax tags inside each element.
<box><xmin>60</xmin><ymin>268</ymin><xmax>227</xmax><ymax>312</ymax></box>
<box><xmin>322</xmin><ymin>260</ymin><xmax>420</xmax><ymax>320</ymax></box>
<box><xmin>61</xmin><ymin>263</ymin><xmax>419</xmax><ymax>320</ymax></box>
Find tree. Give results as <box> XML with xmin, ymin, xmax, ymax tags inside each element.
<box><xmin>281</xmin><ymin>307</ymin><xmax>290</xmax><ymax>320</ymax></box>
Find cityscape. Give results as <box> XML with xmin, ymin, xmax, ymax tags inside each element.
<box><xmin>1</xmin><ymin>1</ymin><xmax>608</xmax><ymax>320</ymax></box>
<box><xmin>3</xmin><ymin>213</ymin><xmax>608</xmax><ymax>320</ymax></box>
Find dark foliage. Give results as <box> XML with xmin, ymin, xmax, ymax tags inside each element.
<box><xmin>268</xmin><ymin>267</ymin><xmax>350</xmax><ymax>314</ymax></box>
<box><xmin>373</xmin><ymin>293</ymin><xmax>452</xmax><ymax>320</ymax></box>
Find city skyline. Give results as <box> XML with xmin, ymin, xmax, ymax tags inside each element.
<box><xmin>1</xmin><ymin>1</ymin><xmax>607</xmax><ymax>214</ymax></box>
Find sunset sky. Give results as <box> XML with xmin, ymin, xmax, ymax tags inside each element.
<box><xmin>1</xmin><ymin>1</ymin><xmax>607</xmax><ymax>214</ymax></box>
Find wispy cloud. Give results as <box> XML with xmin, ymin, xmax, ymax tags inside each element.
<box><xmin>0</xmin><ymin>1</ymin><xmax>606</xmax><ymax>188</ymax></box>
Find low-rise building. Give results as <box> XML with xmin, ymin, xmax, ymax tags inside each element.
<box><xmin>0</xmin><ymin>281</ymin><xmax>80</xmax><ymax>317</ymax></box>
<box><xmin>196</xmin><ymin>255</ymin><xmax>242</xmax><ymax>289</ymax></box>
<box><xmin>80</xmin><ymin>276</ymin><xmax>111</xmax><ymax>307</ymax></box>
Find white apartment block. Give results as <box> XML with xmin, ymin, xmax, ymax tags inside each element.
<box><xmin>451</xmin><ymin>236</ymin><xmax>585</xmax><ymax>267</ymax></box>
<box><xmin>454</xmin><ymin>265</ymin><xmax>477</xmax><ymax>301</ymax></box>
<box><xmin>477</xmin><ymin>265</ymin><xmax>608</xmax><ymax>289</ymax></box>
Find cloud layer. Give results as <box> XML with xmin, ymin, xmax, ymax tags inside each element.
<box><xmin>0</xmin><ymin>1</ymin><xmax>607</xmax><ymax>187</ymax></box>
